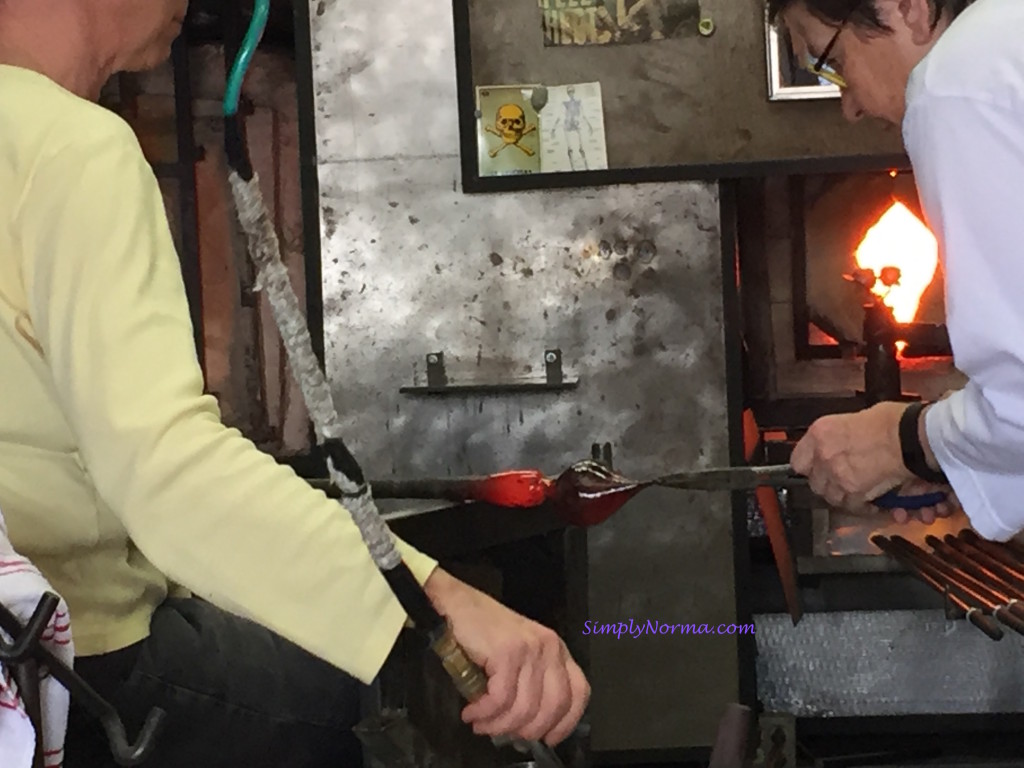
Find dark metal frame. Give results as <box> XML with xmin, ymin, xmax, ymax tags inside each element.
<box><xmin>789</xmin><ymin>174</ymin><xmax>860</xmax><ymax>360</ymax></box>
<box><xmin>283</xmin><ymin>0</ymin><xmax>329</xmax><ymax>477</ymax></box>
<box><xmin>450</xmin><ymin>0</ymin><xmax>908</xmax><ymax>195</ymax></box>
<box><xmin>157</xmin><ymin>33</ymin><xmax>205</xmax><ymax>370</ymax></box>
<box><xmin>786</xmin><ymin>175</ymin><xmax>845</xmax><ymax>361</ymax></box>
<box><xmin>720</xmin><ymin>180</ymin><xmax>759</xmax><ymax>716</ymax></box>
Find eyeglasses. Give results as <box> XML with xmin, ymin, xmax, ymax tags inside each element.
<box><xmin>803</xmin><ymin>57</ymin><xmax>846</xmax><ymax>88</ymax></box>
<box><xmin>802</xmin><ymin>0</ymin><xmax>862</xmax><ymax>89</ymax></box>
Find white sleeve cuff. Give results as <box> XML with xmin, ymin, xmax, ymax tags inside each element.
<box><xmin>925</xmin><ymin>401</ymin><xmax>1019</xmax><ymax>541</ymax></box>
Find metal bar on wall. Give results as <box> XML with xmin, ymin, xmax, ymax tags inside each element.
<box><xmin>736</xmin><ymin>178</ymin><xmax>773</xmax><ymax>403</ymax></box>
<box><xmin>287</xmin><ymin>0</ymin><xmax>327</xmax><ymax>476</ymax></box>
<box><xmin>789</xmin><ymin>175</ymin><xmax>812</xmax><ymax>362</ymax></box>
<box><xmin>720</xmin><ymin>180</ymin><xmax>759</xmax><ymax>712</ymax></box>
<box><xmin>451</xmin><ymin>0</ymin><xmax>479</xmax><ymax>195</ymax></box>
<box><xmin>462</xmin><ymin>155</ymin><xmax>915</xmax><ymax>196</ymax></box>
<box><xmin>171</xmin><ymin>34</ymin><xmax>205</xmax><ymax>370</ymax></box>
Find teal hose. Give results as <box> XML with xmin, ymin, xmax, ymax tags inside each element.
<box><xmin>223</xmin><ymin>0</ymin><xmax>271</xmax><ymax>117</ymax></box>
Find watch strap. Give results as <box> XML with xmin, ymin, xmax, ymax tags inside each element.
<box><xmin>899</xmin><ymin>401</ymin><xmax>948</xmax><ymax>484</ymax></box>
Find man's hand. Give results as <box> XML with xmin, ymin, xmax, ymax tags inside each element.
<box><xmin>887</xmin><ymin>478</ymin><xmax>960</xmax><ymax>525</ymax></box>
<box><xmin>790</xmin><ymin>402</ymin><xmax>914</xmax><ymax>509</ymax></box>
<box><xmin>423</xmin><ymin>568</ymin><xmax>589</xmax><ymax>746</ymax></box>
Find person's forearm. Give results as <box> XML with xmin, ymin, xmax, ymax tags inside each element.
<box><xmin>924</xmin><ymin>387</ymin><xmax>1024</xmax><ymax>540</ymax></box>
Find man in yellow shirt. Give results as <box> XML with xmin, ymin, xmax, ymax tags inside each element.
<box><xmin>0</xmin><ymin>0</ymin><xmax>588</xmax><ymax>765</ymax></box>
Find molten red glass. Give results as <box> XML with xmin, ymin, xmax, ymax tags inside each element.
<box><xmin>459</xmin><ymin>462</ymin><xmax>643</xmax><ymax>526</ymax></box>
<box><xmin>475</xmin><ymin>470</ymin><xmax>552</xmax><ymax>507</ymax></box>
<box><xmin>549</xmin><ymin>464</ymin><xmax>643</xmax><ymax>527</ymax></box>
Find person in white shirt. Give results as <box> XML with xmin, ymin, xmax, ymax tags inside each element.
<box><xmin>769</xmin><ymin>0</ymin><xmax>1024</xmax><ymax>541</ymax></box>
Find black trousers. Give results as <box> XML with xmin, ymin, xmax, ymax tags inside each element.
<box><xmin>64</xmin><ymin>597</ymin><xmax>365</xmax><ymax>767</ymax></box>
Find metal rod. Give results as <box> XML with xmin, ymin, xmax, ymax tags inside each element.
<box><xmin>311</xmin><ymin>476</ymin><xmax>476</xmax><ymax>501</ymax></box>
<box><xmin>958</xmin><ymin>529</ymin><xmax>1024</xmax><ymax>580</ymax></box>
<box><xmin>0</xmin><ymin>592</ymin><xmax>58</xmax><ymax>661</ymax></box>
<box><xmin>888</xmin><ymin>536</ymin><xmax>1024</xmax><ymax>636</ymax></box>
<box><xmin>171</xmin><ymin>32</ymin><xmax>204</xmax><ymax>369</ymax></box>
<box><xmin>923</xmin><ymin>535</ymin><xmax>1024</xmax><ymax>620</ymax></box>
<box><xmin>941</xmin><ymin>535</ymin><xmax>1024</xmax><ymax>600</ymax></box>
<box><xmin>872</xmin><ymin>536</ymin><xmax>1003</xmax><ymax>640</ymax></box>
<box><xmin>993</xmin><ymin>533</ymin><xmax>1024</xmax><ymax>562</ymax></box>
<box><xmin>311</xmin><ymin>475</ymin><xmax>552</xmax><ymax>508</ymax></box>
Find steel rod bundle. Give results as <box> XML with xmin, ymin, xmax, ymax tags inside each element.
<box><xmin>872</xmin><ymin>529</ymin><xmax>1024</xmax><ymax>641</ymax></box>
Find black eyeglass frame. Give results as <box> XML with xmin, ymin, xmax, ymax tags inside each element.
<box><xmin>811</xmin><ymin>0</ymin><xmax>864</xmax><ymax>76</ymax></box>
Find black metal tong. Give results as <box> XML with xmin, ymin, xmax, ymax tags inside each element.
<box><xmin>0</xmin><ymin>593</ymin><xmax>164</xmax><ymax>765</ymax></box>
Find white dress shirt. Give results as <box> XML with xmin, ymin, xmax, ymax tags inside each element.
<box><xmin>903</xmin><ymin>0</ymin><xmax>1024</xmax><ymax>540</ymax></box>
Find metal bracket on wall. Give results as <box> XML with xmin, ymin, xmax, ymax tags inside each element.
<box><xmin>752</xmin><ymin>712</ymin><xmax>796</xmax><ymax>768</ymax></box>
<box><xmin>400</xmin><ymin>350</ymin><xmax>579</xmax><ymax>395</ymax></box>
<box><xmin>590</xmin><ymin>442</ymin><xmax>614</xmax><ymax>469</ymax></box>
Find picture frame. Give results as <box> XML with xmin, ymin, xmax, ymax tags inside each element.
<box><xmin>450</xmin><ymin>0</ymin><xmax>902</xmax><ymax>194</ymax></box>
<box><xmin>765</xmin><ymin>19</ymin><xmax>841</xmax><ymax>102</ymax></box>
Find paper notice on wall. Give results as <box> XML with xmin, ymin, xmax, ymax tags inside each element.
<box><xmin>476</xmin><ymin>85</ymin><xmax>543</xmax><ymax>177</ymax></box>
<box><xmin>537</xmin><ymin>82</ymin><xmax>608</xmax><ymax>173</ymax></box>
<box><xmin>538</xmin><ymin>0</ymin><xmax>701</xmax><ymax>47</ymax></box>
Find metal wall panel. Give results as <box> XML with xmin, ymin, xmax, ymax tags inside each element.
<box><xmin>308</xmin><ymin>0</ymin><xmax>739</xmax><ymax>751</ymax></box>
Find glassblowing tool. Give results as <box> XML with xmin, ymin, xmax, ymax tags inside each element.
<box><xmin>315</xmin><ymin>461</ymin><xmax>948</xmax><ymax>528</ymax></box>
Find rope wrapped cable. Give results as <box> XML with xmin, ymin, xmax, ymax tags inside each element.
<box><xmin>227</xmin><ymin>171</ymin><xmax>412</xmax><ymax>575</ymax></box>
<box><xmin>221</xmin><ymin>3</ymin><xmax>440</xmax><ymax>625</ymax></box>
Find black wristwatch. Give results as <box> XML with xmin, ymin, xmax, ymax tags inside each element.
<box><xmin>899</xmin><ymin>401</ymin><xmax>948</xmax><ymax>484</ymax></box>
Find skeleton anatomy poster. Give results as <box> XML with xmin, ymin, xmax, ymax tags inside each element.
<box><xmin>476</xmin><ymin>85</ymin><xmax>542</xmax><ymax>177</ymax></box>
<box><xmin>538</xmin><ymin>83</ymin><xmax>608</xmax><ymax>173</ymax></box>
<box><xmin>538</xmin><ymin>0</ymin><xmax>701</xmax><ymax>46</ymax></box>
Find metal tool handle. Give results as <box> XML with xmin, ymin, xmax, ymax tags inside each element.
<box><xmin>872</xmin><ymin>489</ymin><xmax>948</xmax><ymax>510</ymax></box>
<box><xmin>430</xmin><ymin>626</ymin><xmax>566</xmax><ymax>768</ymax></box>
<box><xmin>431</xmin><ymin>625</ymin><xmax>489</xmax><ymax>701</ymax></box>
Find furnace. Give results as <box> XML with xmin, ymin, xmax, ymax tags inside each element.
<box><xmin>737</xmin><ymin>168</ymin><xmax>1024</xmax><ymax>763</ymax></box>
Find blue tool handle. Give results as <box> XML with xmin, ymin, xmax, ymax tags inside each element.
<box><xmin>872</xmin><ymin>489</ymin><xmax>948</xmax><ymax>510</ymax></box>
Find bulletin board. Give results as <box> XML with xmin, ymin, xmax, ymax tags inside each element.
<box><xmin>454</xmin><ymin>0</ymin><xmax>909</xmax><ymax>192</ymax></box>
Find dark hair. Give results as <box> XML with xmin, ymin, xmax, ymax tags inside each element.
<box><xmin>766</xmin><ymin>0</ymin><xmax>974</xmax><ymax>30</ymax></box>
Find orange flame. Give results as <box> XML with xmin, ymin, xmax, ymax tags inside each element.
<box><xmin>854</xmin><ymin>202</ymin><xmax>938</xmax><ymax>324</ymax></box>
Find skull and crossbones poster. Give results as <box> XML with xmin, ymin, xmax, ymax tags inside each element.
<box><xmin>476</xmin><ymin>86</ymin><xmax>542</xmax><ymax>177</ymax></box>
<box><xmin>538</xmin><ymin>0</ymin><xmax>701</xmax><ymax>46</ymax></box>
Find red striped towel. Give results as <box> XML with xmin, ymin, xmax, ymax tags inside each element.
<box><xmin>0</xmin><ymin>509</ymin><xmax>73</xmax><ymax>768</ymax></box>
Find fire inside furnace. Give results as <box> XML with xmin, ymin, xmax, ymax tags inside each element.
<box><xmin>854</xmin><ymin>201</ymin><xmax>939</xmax><ymax>325</ymax></box>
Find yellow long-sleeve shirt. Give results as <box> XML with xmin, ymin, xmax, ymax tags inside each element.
<box><xmin>0</xmin><ymin>65</ymin><xmax>437</xmax><ymax>683</ymax></box>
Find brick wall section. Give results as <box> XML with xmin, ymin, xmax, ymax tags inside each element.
<box><xmin>104</xmin><ymin>47</ymin><xmax>312</xmax><ymax>456</ymax></box>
